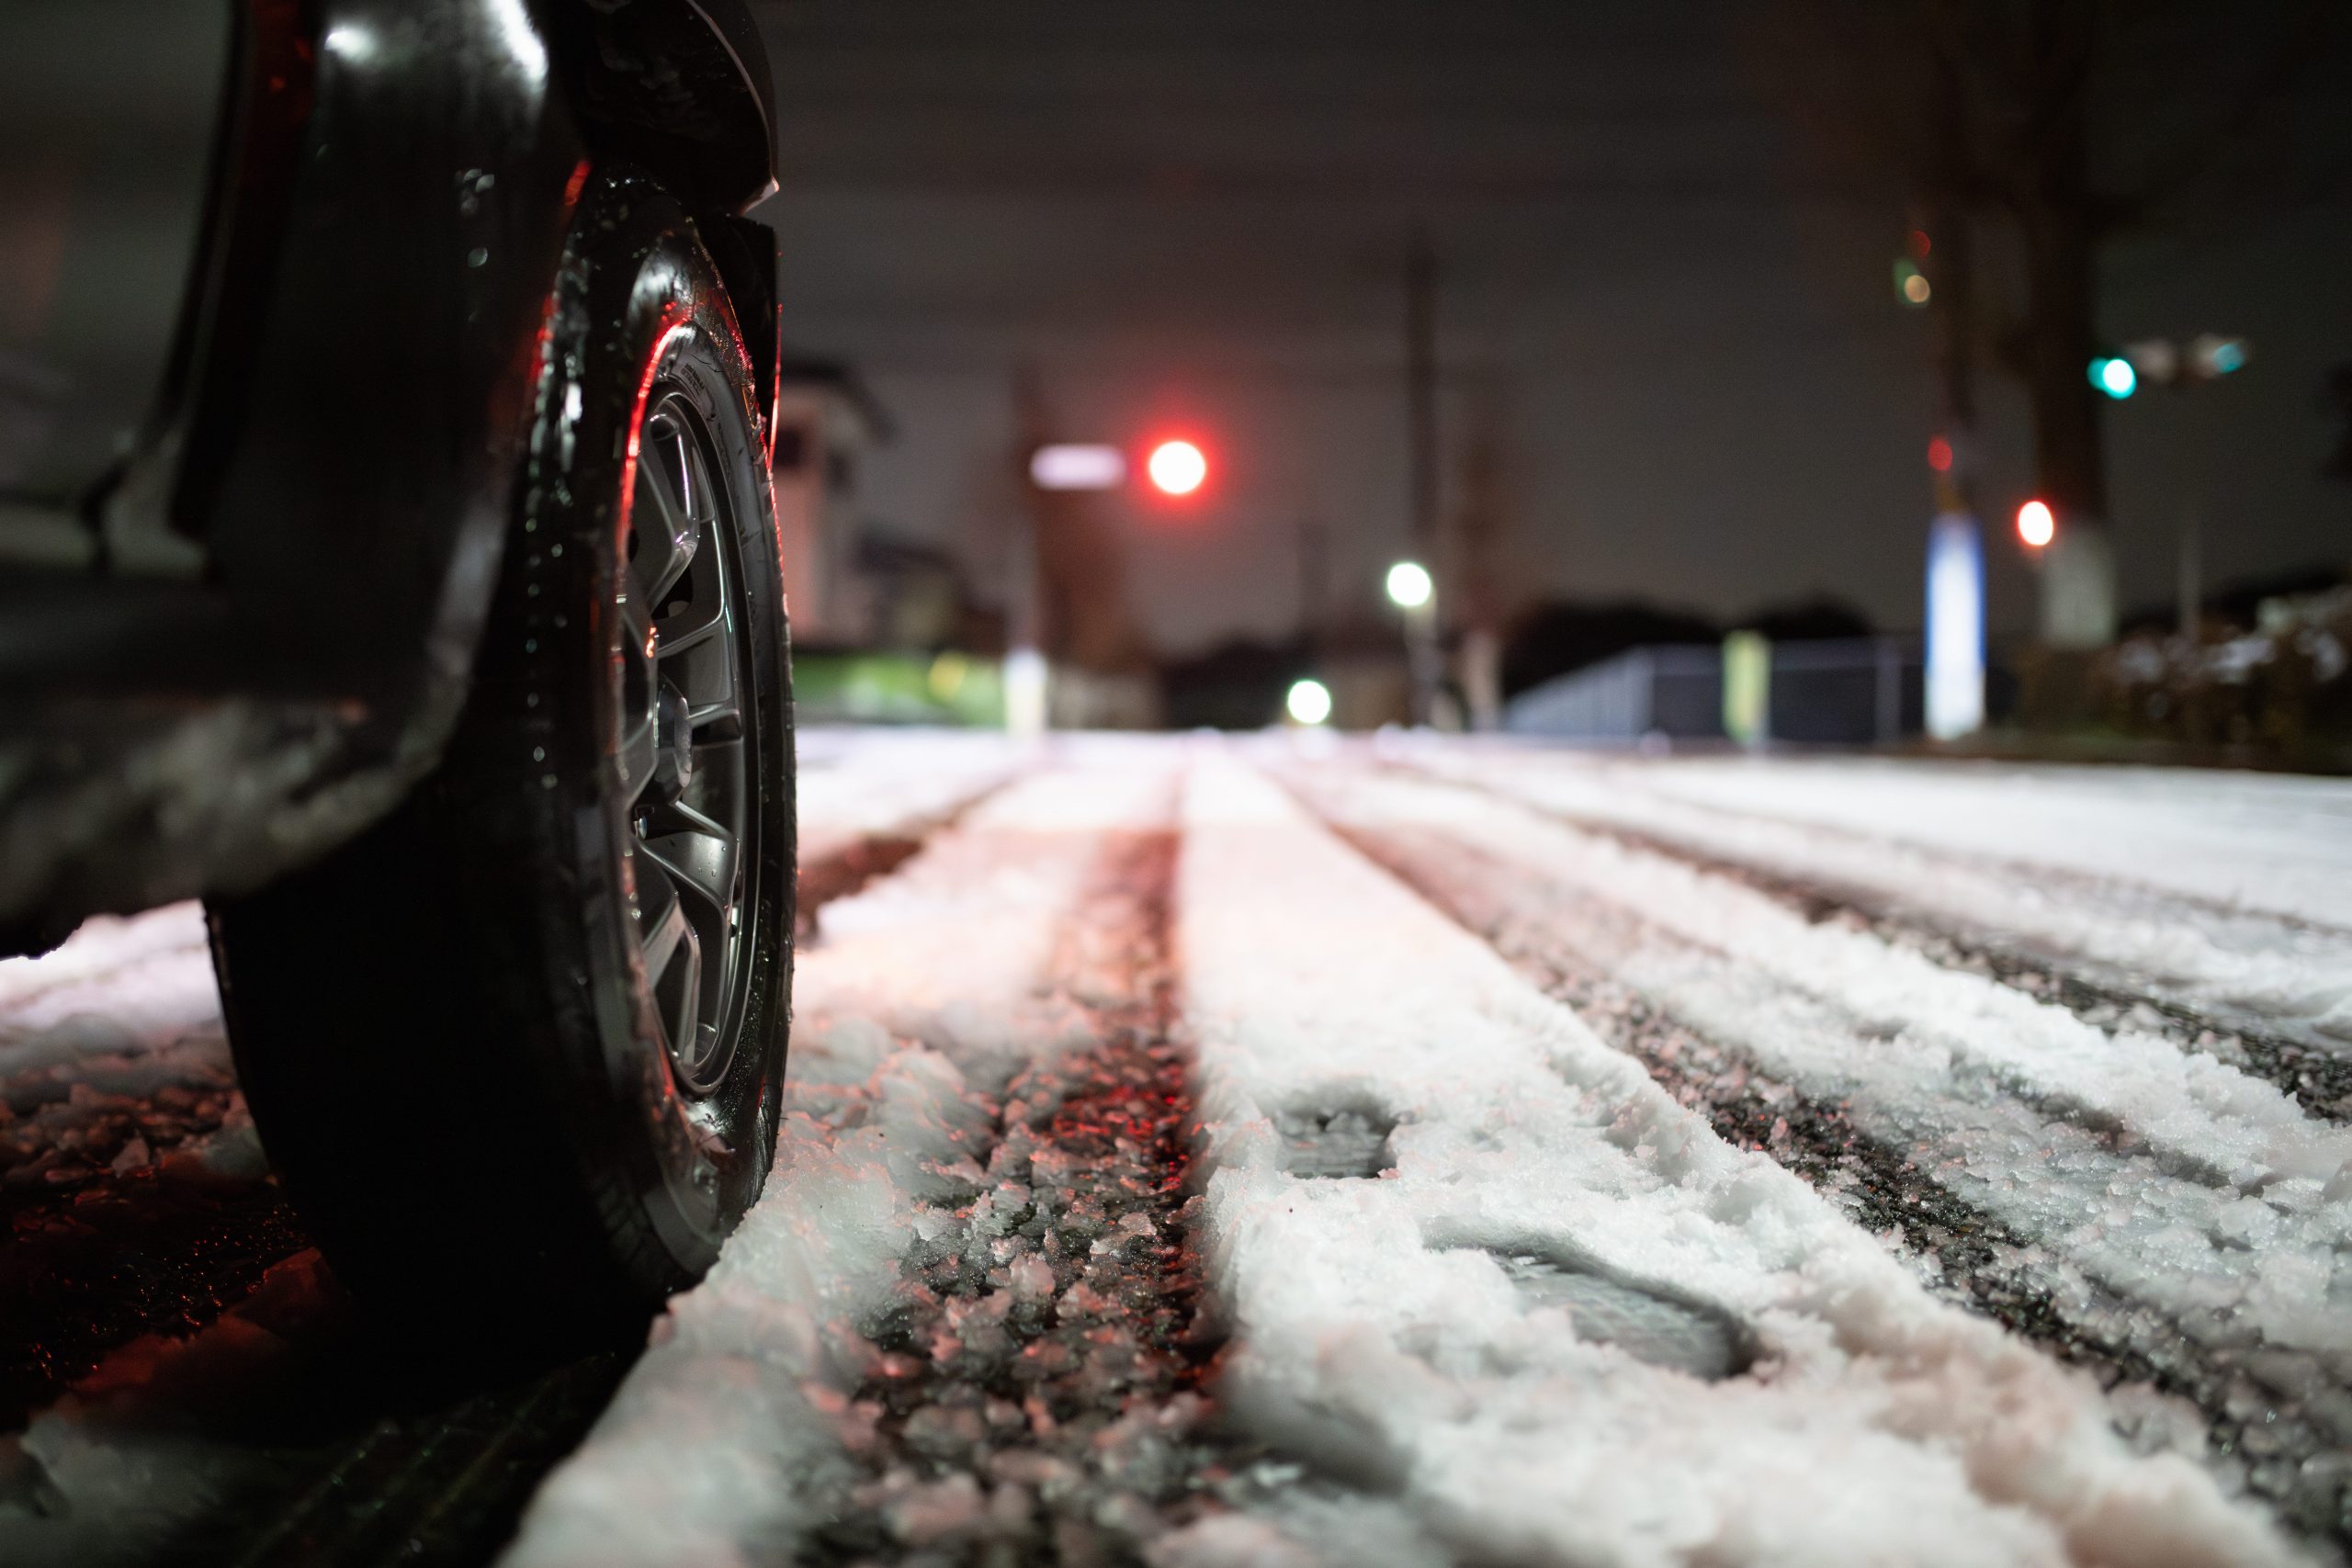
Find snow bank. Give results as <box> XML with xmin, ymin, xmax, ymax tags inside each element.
<box><xmin>1179</xmin><ymin>756</ymin><xmax>2292</xmax><ymax>1568</ymax></box>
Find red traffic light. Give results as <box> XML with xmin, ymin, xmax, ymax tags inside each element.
<box><xmin>2017</xmin><ymin>499</ymin><xmax>2055</xmax><ymax>549</ymax></box>
<box><xmin>1145</xmin><ymin>439</ymin><xmax>1207</xmax><ymax>497</ymax></box>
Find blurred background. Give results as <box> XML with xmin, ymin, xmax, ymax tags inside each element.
<box><xmin>746</xmin><ymin>0</ymin><xmax>2352</xmax><ymax>763</ymax></box>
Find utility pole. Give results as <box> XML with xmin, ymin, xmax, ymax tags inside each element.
<box><xmin>2177</xmin><ymin>504</ymin><xmax>2201</xmax><ymax>641</ymax></box>
<box><xmin>1453</xmin><ymin>379</ymin><xmax>1510</xmax><ymax>730</ymax></box>
<box><xmin>1297</xmin><ymin>513</ymin><xmax>1327</xmax><ymax>662</ymax></box>
<box><xmin>1402</xmin><ymin>227</ymin><xmax>1442</xmax><ymax>726</ymax></box>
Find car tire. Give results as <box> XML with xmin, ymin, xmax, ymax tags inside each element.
<box><xmin>209</xmin><ymin>167</ymin><xmax>794</xmax><ymax>1339</ymax></box>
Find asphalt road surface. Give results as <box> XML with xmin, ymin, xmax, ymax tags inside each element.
<box><xmin>4</xmin><ymin>731</ymin><xmax>2349</xmax><ymax>1568</ymax></box>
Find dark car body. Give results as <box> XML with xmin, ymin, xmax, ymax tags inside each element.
<box><xmin>0</xmin><ymin>0</ymin><xmax>781</xmax><ymax>953</ymax></box>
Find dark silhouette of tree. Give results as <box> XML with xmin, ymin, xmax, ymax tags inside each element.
<box><xmin>2327</xmin><ymin>362</ymin><xmax>2352</xmax><ymax>487</ymax></box>
<box><xmin>1735</xmin><ymin>597</ymin><xmax>1876</xmax><ymax>643</ymax></box>
<box><xmin>1767</xmin><ymin>0</ymin><xmax>2349</xmax><ymax>641</ymax></box>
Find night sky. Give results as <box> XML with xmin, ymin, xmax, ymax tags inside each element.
<box><xmin>749</xmin><ymin>1</ymin><xmax>2352</xmax><ymax>657</ymax></box>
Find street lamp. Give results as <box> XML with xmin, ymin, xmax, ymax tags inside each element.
<box><xmin>1385</xmin><ymin>559</ymin><xmax>1434</xmax><ymax>610</ymax></box>
<box><xmin>1285</xmin><ymin>677</ymin><xmax>1332</xmax><ymax>727</ymax></box>
<box><xmin>1385</xmin><ymin>559</ymin><xmax>1441</xmax><ymax>726</ymax></box>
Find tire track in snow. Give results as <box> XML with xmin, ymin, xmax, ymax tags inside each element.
<box><xmin>1191</xmin><ymin>757</ymin><xmax>2291</xmax><ymax>1568</ymax></box>
<box><xmin>1390</xmin><ymin>758</ymin><xmax>2352</xmax><ymax>1122</ymax></box>
<box><xmin>198</xmin><ymin>796</ymin><xmax>1058</xmax><ymax>1568</ymax></box>
<box><xmin>1284</xmin><ymin>770</ymin><xmax>2352</xmax><ymax>1560</ymax></box>
<box><xmin>1399</xmin><ymin>752</ymin><xmax>2352</xmax><ymax>1102</ymax></box>
<box><xmin>498</xmin><ymin>752</ymin><xmax>1288</xmax><ymax>1568</ymax></box>
<box><xmin>802</xmin><ymin>825</ymin><xmax>1250</xmax><ymax>1563</ymax></box>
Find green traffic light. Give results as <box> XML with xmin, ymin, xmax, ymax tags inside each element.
<box><xmin>2089</xmin><ymin>356</ymin><xmax>2137</xmax><ymax>400</ymax></box>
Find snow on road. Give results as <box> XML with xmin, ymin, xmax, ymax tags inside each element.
<box><xmin>504</xmin><ymin>741</ymin><xmax>2322</xmax><ymax>1568</ymax></box>
<box><xmin>0</xmin><ymin>735</ymin><xmax>1051</xmax><ymax>1565</ymax></box>
<box><xmin>1290</xmin><ymin>757</ymin><xmax>2352</xmax><ymax>1548</ymax></box>
<box><xmin>1182</xmin><ymin>757</ymin><xmax>2287</xmax><ymax>1567</ymax></box>
<box><xmin>1494</xmin><ymin>751</ymin><xmax>2352</xmax><ymax>929</ymax></box>
<box><xmin>6</xmin><ymin>735</ymin><xmax>2347</xmax><ymax>1567</ymax></box>
<box><xmin>795</xmin><ymin>725</ymin><xmax>1034</xmax><ymax>868</ymax></box>
<box><xmin>1401</xmin><ymin>744</ymin><xmax>2352</xmax><ymax>1056</ymax></box>
<box><xmin>504</xmin><ymin>742</ymin><xmax>1193</xmax><ymax>1565</ymax></box>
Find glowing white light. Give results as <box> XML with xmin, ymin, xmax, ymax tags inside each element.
<box><xmin>322</xmin><ymin>23</ymin><xmax>379</xmax><ymax>63</ymax></box>
<box><xmin>2017</xmin><ymin>500</ymin><xmax>2055</xmax><ymax>549</ymax></box>
<box><xmin>485</xmin><ymin>0</ymin><xmax>548</xmax><ymax>85</ymax></box>
<box><xmin>1146</xmin><ymin>440</ymin><xmax>1207</xmax><ymax>496</ymax></box>
<box><xmin>1029</xmin><ymin>444</ymin><xmax>1127</xmax><ymax>491</ymax></box>
<box><xmin>1925</xmin><ymin>513</ymin><xmax>1984</xmax><ymax>740</ymax></box>
<box><xmin>1385</xmin><ymin>559</ymin><xmax>1434</xmax><ymax>610</ymax></box>
<box><xmin>1285</xmin><ymin>678</ymin><xmax>1333</xmax><ymax>727</ymax></box>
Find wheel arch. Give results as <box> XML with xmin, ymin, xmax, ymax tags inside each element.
<box><xmin>537</xmin><ymin>0</ymin><xmax>777</xmax><ymax>216</ymax></box>
<box><xmin>535</xmin><ymin>0</ymin><xmax>781</xmax><ymax>456</ymax></box>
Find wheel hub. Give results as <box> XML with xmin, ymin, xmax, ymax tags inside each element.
<box><xmin>652</xmin><ymin>681</ymin><xmax>695</xmax><ymax>802</ymax></box>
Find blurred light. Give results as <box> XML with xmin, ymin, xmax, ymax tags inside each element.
<box><xmin>1004</xmin><ymin>649</ymin><xmax>1047</xmax><ymax>739</ymax></box>
<box><xmin>1285</xmin><ymin>678</ymin><xmax>1333</xmax><ymax>727</ymax></box>
<box><xmin>323</xmin><ymin>22</ymin><xmax>379</xmax><ymax>62</ymax></box>
<box><xmin>927</xmin><ymin>651</ymin><xmax>968</xmax><ymax>703</ymax></box>
<box><xmin>1030</xmin><ymin>444</ymin><xmax>1126</xmax><ymax>491</ymax></box>
<box><xmin>2124</xmin><ymin>338</ymin><xmax>2179</xmax><ymax>387</ymax></box>
<box><xmin>1901</xmin><ymin>272</ymin><xmax>1931</xmax><ymax>305</ymax></box>
<box><xmin>1927</xmin><ymin>435</ymin><xmax>1953</xmax><ymax>473</ymax></box>
<box><xmin>1385</xmin><ymin>559</ymin><xmax>1434</xmax><ymax>610</ymax></box>
<box><xmin>2090</xmin><ymin>356</ymin><xmax>2137</xmax><ymax>399</ymax></box>
<box><xmin>2017</xmin><ymin>499</ymin><xmax>2055</xmax><ymax>549</ymax></box>
<box><xmin>1721</xmin><ymin>631</ymin><xmax>1770</xmax><ymax>746</ymax></box>
<box><xmin>486</xmin><ymin>0</ymin><xmax>548</xmax><ymax>84</ymax></box>
<box><xmin>1146</xmin><ymin>439</ymin><xmax>1207</xmax><ymax>496</ymax></box>
<box><xmin>1907</xmin><ymin>228</ymin><xmax>1932</xmax><ymax>259</ymax></box>
<box><xmin>2191</xmin><ymin>333</ymin><xmax>2249</xmax><ymax>377</ymax></box>
<box><xmin>1925</xmin><ymin>513</ymin><xmax>1984</xmax><ymax>739</ymax></box>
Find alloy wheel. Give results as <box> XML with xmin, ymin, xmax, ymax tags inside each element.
<box><xmin>615</xmin><ymin>382</ymin><xmax>759</xmax><ymax>1096</ymax></box>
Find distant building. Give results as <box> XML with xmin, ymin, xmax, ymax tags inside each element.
<box><xmin>769</xmin><ymin>358</ymin><xmax>890</xmax><ymax>645</ymax></box>
<box><xmin>853</xmin><ymin>532</ymin><xmax>1004</xmax><ymax>654</ymax></box>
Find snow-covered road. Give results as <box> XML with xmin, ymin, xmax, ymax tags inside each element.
<box><xmin>6</xmin><ymin>733</ymin><xmax>2349</xmax><ymax>1566</ymax></box>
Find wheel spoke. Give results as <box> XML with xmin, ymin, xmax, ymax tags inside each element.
<box><xmin>639</xmin><ymin>820</ymin><xmax>738</xmax><ymax>915</ymax></box>
<box><xmin>632</xmin><ymin>434</ymin><xmax>698</xmax><ymax>604</ymax></box>
<box><xmin>640</xmin><ymin>876</ymin><xmax>689</xmax><ymax>981</ymax></box>
<box><xmin>615</xmin><ymin>590</ymin><xmax>659</xmax><ymax>799</ymax></box>
<box><xmin>655</xmin><ymin>600</ymin><xmax>727</xmax><ymax>657</ymax></box>
<box><xmin>686</xmin><ymin>696</ymin><xmax>741</xmax><ymax>730</ymax></box>
<box><xmin>684</xmin><ymin>633</ymin><xmax>739</xmax><ymax>729</ymax></box>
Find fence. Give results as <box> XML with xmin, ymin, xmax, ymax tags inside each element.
<box><xmin>1504</xmin><ymin>637</ymin><xmax>1921</xmax><ymax>746</ymax></box>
